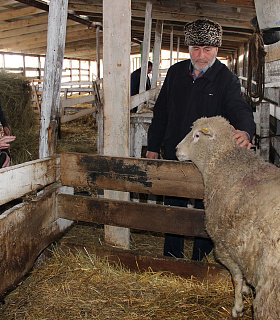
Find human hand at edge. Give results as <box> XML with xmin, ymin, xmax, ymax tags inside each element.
<box><xmin>146</xmin><ymin>151</ymin><xmax>159</xmax><ymax>159</ymax></box>
<box><xmin>233</xmin><ymin>129</ymin><xmax>252</xmax><ymax>150</ymax></box>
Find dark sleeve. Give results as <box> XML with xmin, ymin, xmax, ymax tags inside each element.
<box><xmin>223</xmin><ymin>74</ymin><xmax>255</xmax><ymax>140</ymax></box>
<box><xmin>147</xmin><ymin>69</ymin><xmax>171</xmax><ymax>153</ymax></box>
<box><xmin>130</xmin><ymin>69</ymin><xmax>140</xmax><ymax>96</ymax></box>
<box><xmin>0</xmin><ymin>103</ymin><xmax>8</xmax><ymax>127</ymax></box>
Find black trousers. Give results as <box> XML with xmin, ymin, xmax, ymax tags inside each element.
<box><xmin>163</xmin><ymin>196</ymin><xmax>213</xmax><ymax>261</ymax></box>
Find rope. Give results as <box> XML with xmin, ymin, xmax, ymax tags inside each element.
<box><xmin>246</xmin><ymin>26</ymin><xmax>267</xmax><ymax>104</ymax></box>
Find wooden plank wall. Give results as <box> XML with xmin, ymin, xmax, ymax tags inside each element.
<box><xmin>0</xmin><ymin>183</ymin><xmax>72</xmax><ymax>298</ymax></box>
<box><xmin>0</xmin><ymin>156</ymin><xmax>60</xmax><ymax>206</ymax></box>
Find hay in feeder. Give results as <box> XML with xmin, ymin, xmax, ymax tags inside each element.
<box><xmin>0</xmin><ymin>70</ymin><xmax>39</xmax><ymax>164</ymax></box>
<box><xmin>0</xmin><ymin>228</ymin><xmax>254</xmax><ymax>320</ymax></box>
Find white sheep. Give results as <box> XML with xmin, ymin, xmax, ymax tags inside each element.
<box><xmin>176</xmin><ymin>116</ymin><xmax>280</xmax><ymax>319</ymax></box>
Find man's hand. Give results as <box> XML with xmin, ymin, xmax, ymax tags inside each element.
<box><xmin>233</xmin><ymin>129</ymin><xmax>252</xmax><ymax>150</ymax></box>
<box><xmin>146</xmin><ymin>151</ymin><xmax>159</xmax><ymax>159</ymax></box>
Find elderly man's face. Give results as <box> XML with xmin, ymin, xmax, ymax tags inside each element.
<box><xmin>189</xmin><ymin>46</ymin><xmax>218</xmax><ymax>72</ymax></box>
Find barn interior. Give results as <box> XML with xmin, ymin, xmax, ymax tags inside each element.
<box><xmin>0</xmin><ymin>0</ymin><xmax>279</xmax><ymax>319</ymax></box>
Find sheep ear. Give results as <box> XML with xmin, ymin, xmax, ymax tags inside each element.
<box><xmin>199</xmin><ymin>127</ymin><xmax>216</xmax><ymax>140</ymax></box>
<box><xmin>199</xmin><ymin>128</ymin><xmax>212</xmax><ymax>136</ymax></box>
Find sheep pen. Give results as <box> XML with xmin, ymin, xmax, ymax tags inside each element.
<box><xmin>0</xmin><ymin>95</ymin><xmax>256</xmax><ymax>319</ymax></box>
<box><xmin>176</xmin><ymin>116</ymin><xmax>280</xmax><ymax>320</ymax></box>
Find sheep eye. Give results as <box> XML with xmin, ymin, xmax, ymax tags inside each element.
<box><xmin>195</xmin><ymin>133</ymin><xmax>199</xmax><ymax>138</ymax></box>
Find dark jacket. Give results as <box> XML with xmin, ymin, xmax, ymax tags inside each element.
<box><xmin>130</xmin><ymin>68</ymin><xmax>151</xmax><ymax>96</ymax></box>
<box><xmin>147</xmin><ymin>59</ymin><xmax>256</xmax><ymax>160</ymax></box>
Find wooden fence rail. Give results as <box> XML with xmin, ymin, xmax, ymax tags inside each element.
<box><xmin>58</xmin><ymin>194</ymin><xmax>207</xmax><ymax>238</ymax></box>
<box><xmin>60</xmin><ymin>153</ymin><xmax>204</xmax><ymax>199</ymax></box>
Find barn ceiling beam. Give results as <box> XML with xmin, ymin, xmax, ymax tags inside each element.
<box><xmin>0</xmin><ymin>0</ymin><xmax>255</xmax><ymax>62</ymax></box>
<box><xmin>0</xmin><ymin>5</ymin><xmax>42</xmax><ymax>21</ymax></box>
<box><xmin>69</xmin><ymin>0</ymin><xmax>255</xmax><ymax>10</ymax></box>
<box><xmin>215</xmin><ymin>0</ymin><xmax>254</xmax><ymax>8</ymax></box>
<box><xmin>131</xmin><ymin>24</ymin><xmax>250</xmax><ymax>44</ymax></box>
<box><xmin>69</xmin><ymin>2</ymin><xmax>254</xmax><ymax>29</ymax></box>
<box><xmin>0</xmin><ymin>13</ymin><xmax>48</xmax><ymax>32</ymax></box>
<box><xmin>15</xmin><ymin>0</ymin><xmax>102</xmax><ymax>28</ymax></box>
<box><xmin>0</xmin><ymin>23</ymin><xmax>90</xmax><ymax>48</ymax></box>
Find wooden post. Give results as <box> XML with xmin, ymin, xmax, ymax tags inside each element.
<box><xmin>151</xmin><ymin>20</ymin><xmax>163</xmax><ymax>89</ymax></box>
<box><xmin>96</xmin><ymin>24</ymin><xmax>101</xmax><ymax>80</ymax></box>
<box><xmin>39</xmin><ymin>0</ymin><xmax>68</xmax><ymax>158</ymax></box>
<box><xmin>257</xmin><ymin>101</ymin><xmax>270</xmax><ymax>161</ymax></box>
<box><xmin>103</xmin><ymin>0</ymin><xmax>131</xmax><ymax>249</ymax></box>
<box><xmin>138</xmin><ymin>0</ymin><xmax>152</xmax><ymax>112</ymax></box>
<box><xmin>95</xmin><ymin>23</ymin><xmax>103</xmax><ymax>155</ymax></box>
<box><xmin>170</xmin><ymin>26</ymin><xmax>173</xmax><ymax>66</ymax></box>
<box><xmin>177</xmin><ymin>36</ymin><xmax>180</xmax><ymax>63</ymax></box>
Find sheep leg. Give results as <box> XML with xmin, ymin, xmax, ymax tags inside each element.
<box><xmin>241</xmin><ymin>281</ymin><xmax>251</xmax><ymax>296</ymax></box>
<box><xmin>231</xmin><ymin>270</ymin><xmax>246</xmax><ymax>318</ymax></box>
<box><xmin>214</xmin><ymin>244</ymin><xmax>245</xmax><ymax>318</ymax></box>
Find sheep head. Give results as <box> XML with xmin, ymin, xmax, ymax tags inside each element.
<box><xmin>176</xmin><ymin>116</ymin><xmax>236</xmax><ymax>175</ymax></box>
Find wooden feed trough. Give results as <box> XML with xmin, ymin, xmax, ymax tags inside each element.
<box><xmin>0</xmin><ymin>153</ymin><xmax>226</xmax><ymax>299</ymax></box>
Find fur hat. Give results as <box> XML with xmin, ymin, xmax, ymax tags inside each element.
<box><xmin>184</xmin><ymin>19</ymin><xmax>222</xmax><ymax>47</ymax></box>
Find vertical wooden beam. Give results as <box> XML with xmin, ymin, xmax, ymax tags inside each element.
<box><xmin>177</xmin><ymin>36</ymin><xmax>180</xmax><ymax>63</ymax></box>
<box><xmin>139</xmin><ymin>0</ymin><xmax>152</xmax><ymax>94</ymax></box>
<box><xmin>96</xmin><ymin>25</ymin><xmax>101</xmax><ymax>80</ymax></box>
<box><xmin>23</xmin><ymin>54</ymin><xmax>26</xmax><ymax>77</ymax></box>
<box><xmin>95</xmin><ymin>24</ymin><xmax>103</xmax><ymax>156</ymax></box>
<box><xmin>39</xmin><ymin>0</ymin><xmax>68</xmax><ymax>158</ymax></box>
<box><xmin>258</xmin><ymin>102</ymin><xmax>270</xmax><ymax>162</ymax></box>
<box><xmin>103</xmin><ymin>0</ymin><xmax>131</xmax><ymax>249</ymax></box>
<box><xmin>79</xmin><ymin>59</ymin><xmax>81</xmax><ymax>82</ymax></box>
<box><xmin>151</xmin><ymin>20</ymin><xmax>163</xmax><ymax>89</ymax></box>
<box><xmin>170</xmin><ymin>26</ymin><xmax>173</xmax><ymax>66</ymax></box>
<box><xmin>38</xmin><ymin>55</ymin><xmax>41</xmax><ymax>79</ymax></box>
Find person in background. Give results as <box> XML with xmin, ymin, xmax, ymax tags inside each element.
<box><xmin>130</xmin><ymin>61</ymin><xmax>153</xmax><ymax>113</ymax></box>
<box><xmin>146</xmin><ymin>19</ymin><xmax>255</xmax><ymax>261</ymax></box>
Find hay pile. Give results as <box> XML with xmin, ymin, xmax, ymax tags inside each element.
<box><xmin>0</xmin><ymin>228</ymin><xmax>254</xmax><ymax>320</ymax></box>
<box><xmin>0</xmin><ymin>70</ymin><xmax>39</xmax><ymax>164</ymax></box>
<box><xmin>0</xmin><ymin>70</ymin><xmax>98</xmax><ymax>164</ymax></box>
<box><xmin>57</xmin><ymin>114</ymin><xmax>97</xmax><ymax>154</ymax></box>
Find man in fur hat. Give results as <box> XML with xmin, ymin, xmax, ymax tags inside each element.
<box><xmin>146</xmin><ymin>19</ymin><xmax>255</xmax><ymax>260</ymax></box>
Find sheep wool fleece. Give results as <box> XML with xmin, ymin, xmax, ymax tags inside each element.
<box><xmin>147</xmin><ymin>59</ymin><xmax>255</xmax><ymax>161</ymax></box>
<box><xmin>176</xmin><ymin>116</ymin><xmax>280</xmax><ymax>320</ymax></box>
